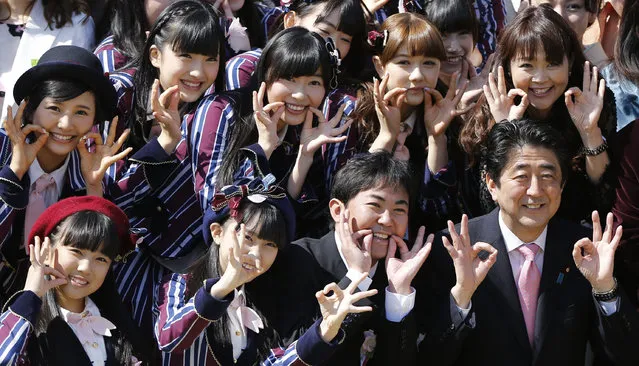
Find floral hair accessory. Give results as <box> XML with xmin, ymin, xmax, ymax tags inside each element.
<box><xmin>367</xmin><ymin>29</ymin><xmax>388</xmax><ymax>52</ymax></box>
<box><xmin>205</xmin><ymin>174</ymin><xmax>295</xmax><ymax>244</ymax></box>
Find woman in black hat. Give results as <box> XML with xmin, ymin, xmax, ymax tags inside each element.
<box><xmin>0</xmin><ymin>44</ymin><xmax>131</xmax><ymax>301</ymax></box>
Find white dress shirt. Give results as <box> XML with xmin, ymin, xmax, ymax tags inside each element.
<box><xmin>497</xmin><ymin>211</ymin><xmax>618</xmax><ymax>315</ymax></box>
<box><xmin>226</xmin><ymin>286</ymin><xmax>252</xmax><ymax>360</ymax></box>
<box><xmin>498</xmin><ymin>211</ymin><xmax>547</xmax><ymax>282</ymax></box>
<box><xmin>27</xmin><ymin>156</ymin><xmax>70</xmax><ymax>202</ymax></box>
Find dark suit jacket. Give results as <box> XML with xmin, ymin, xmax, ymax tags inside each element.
<box><xmin>26</xmin><ymin>317</ymin><xmax>120</xmax><ymax>366</ymax></box>
<box><xmin>271</xmin><ymin>231</ymin><xmax>416</xmax><ymax>366</ymax></box>
<box><xmin>416</xmin><ymin>209</ymin><xmax>639</xmax><ymax>366</ymax></box>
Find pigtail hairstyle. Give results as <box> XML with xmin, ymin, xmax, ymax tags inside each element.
<box><xmin>460</xmin><ymin>4</ymin><xmax>616</xmax><ymax>164</ymax></box>
<box><xmin>186</xmin><ymin>199</ymin><xmax>288</xmax><ymax>361</ymax></box>
<box><xmin>615</xmin><ymin>0</ymin><xmax>639</xmax><ymax>85</ymax></box>
<box><xmin>351</xmin><ymin>12</ymin><xmax>446</xmax><ymax>148</ymax></box>
<box><xmin>33</xmin><ymin>211</ymin><xmax>149</xmax><ymax>365</ymax></box>
<box><xmin>128</xmin><ymin>0</ymin><xmax>226</xmax><ymax>150</ymax></box>
<box><xmin>216</xmin><ymin>27</ymin><xmax>333</xmax><ymax>187</ymax></box>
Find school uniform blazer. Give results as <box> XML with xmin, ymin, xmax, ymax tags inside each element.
<box><xmin>0</xmin><ymin>132</ymin><xmax>88</xmax><ymax>303</ymax></box>
<box><xmin>0</xmin><ymin>291</ymin><xmax>120</xmax><ymax>366</ymax></box>
<box><xmin>0</xmin><ymin>0</ymin><xmax>95</xmax><ymax>122</ymax></box>
<box><xmin>225</xmin><ymin>49</ymin><xmax>263</xmax><ymax>91</ymax></box>
<box><xmin>154</xmin><ymin>273</ymin><xmax>343</xmax><ymax>366</ymax></box>
<box><xmin>272</xmin><ymin>231</ymin><xmax>418</xmax><ymax>366</ymax></box>
<box><xmin>94</xmin><ymin>35</ymin><xmax>129</xmax><ymax>74</ymax></box>
<box><xmin>417</xmin><ymin>209</ymin><xmax>639</xmax><ymax>366</ymax></box>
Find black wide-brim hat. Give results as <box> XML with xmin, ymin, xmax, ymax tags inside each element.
<box><xmin>13</xmin><ymin>45</ymin><xmax>117</xmax><ymax>122</ymax></box>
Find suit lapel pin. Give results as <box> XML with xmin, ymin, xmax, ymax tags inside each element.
<box><xmin>556</xmin><ymin>267</ymin><xmax>570</xmax><ymax>284</ymax></box>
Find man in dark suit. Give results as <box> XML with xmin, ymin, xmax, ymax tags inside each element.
<box><xmin>272</xmin><ymin>151</ymin><xmax>434</xmax><ymax>365</ymax></box>
<box><xmin>416</xmin><ymin>119</ymin><xmax>639</xmax><ymax>365</ymax></box>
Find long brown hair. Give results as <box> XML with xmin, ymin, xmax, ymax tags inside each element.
<box><xmin>352</xmin><ymin>12</ymin><xmax>446</xmax><ymax>147</ymax></box>
<box><xmin>0</xmin><ymin>0</ymin><xmax>90</xmax><ymax>28</ymax></box>
<box><xmin>460</xmin><ymin>4</ymin><xmax>600</xmax><ymax>163</ymax></box>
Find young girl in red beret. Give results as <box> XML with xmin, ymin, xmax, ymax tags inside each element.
<box><xmin>0</xmin><ymin>196</ymin><xmax>148</xmax><ymax>365</ymax></box>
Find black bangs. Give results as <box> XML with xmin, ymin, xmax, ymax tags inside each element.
<box><xmin>501</xmin><ymin>4</ymin><xmax>580</xmax><ymax>65</ymax></box>
<box><xmin>423</xmin><ymin>0</ymin><xmax>479</xmax><ymax>41</ymax></box>
<box><xmin>167</xmin><ymin>11</ymin><xmax>222</xmax><ymax>58</ymax></box>
<box><xmin>506</xmin><ymin>28</ymin><xmax>567</xmax><ymax>65</ymax></box>
<box><xmin>240</xmin><ymin>201</ymin><xmax>289</xmax><ymax>249</ymax></box>
<box><xmin>23</xmin><ymin>79</ymin><xmax>103</xmax><ymax>126</ymax></box>
<box><xmin>316</xmin><ymin>0</ymin><xmax>366</xmax><ymax>39</ymax></box>
<box><xmin>260</xmin><ymin>27</ymin><xmax>331</xmax><ymax>88</ymax></box>
<box><xmin>52</xmin><ymin>211</ymin><xmax>120</xmax><ymax>260</ymax></box>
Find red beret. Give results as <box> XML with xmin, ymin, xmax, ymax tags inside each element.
<box><xmin>27</xmin><ymin>196</ymin><xmax>136</xmax><ymax>261</ymax></box>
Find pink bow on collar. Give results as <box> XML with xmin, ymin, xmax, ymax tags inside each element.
<box><xmin>230</xmin><ymin>292</ymin><xmax>264</xmax><ymax>334</ymax></box>
<box><xmin>66</xmin><ymin>311</ymin><xmax>116</xmax><ymax>341</ymax></box>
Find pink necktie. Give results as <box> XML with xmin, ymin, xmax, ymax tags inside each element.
<box><xmin>517</xmin><ymin>243</ymin><xmax>541</xmax><ymax>346</ymax></box>
<box><xmin>230</xmin><ymin>292</ymin><xmax>264</xmax><ymax>333</ymax></box>
<box><xmin>23</xmin><ymin>174</ymin><xmax>56</xmax><ymax>250</ymax></box>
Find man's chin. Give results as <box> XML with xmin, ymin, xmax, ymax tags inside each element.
<box><xmin>371</xmin><ymin>241</ymin><xmax>389</xmax><ymax>262</ymax></box>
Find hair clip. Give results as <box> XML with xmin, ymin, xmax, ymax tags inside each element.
<box><xmin>398</xmin><ymin>0</ymin><xmax>420</xmax><ymax>13</ymax></box>
<box><xmin>211</xmin><ymin>173</ymin><xmax>286</xmax><ymax>218</ymax></box>
<box><xmin>325</xmin><ymin>37</ymin><xmax>341</xmax><ymax>89</ymax></box>
<box><xmin>367</xmin><ymin>29</ymin><xmax>388</xmax><ymax>51</ymax></box>
<box><xmin>325</xmin><ymin>37</ymin><xmax>342</xmax><ymax>68</ymax></box>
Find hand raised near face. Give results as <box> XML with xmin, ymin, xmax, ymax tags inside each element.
<box><xmin>336</xmin><ymin>208</ymin><xmax>373</xmax><ymax>274</ymax></box>
<box><xmin>444</xmin><ymin>215</ymin><xmax>498</xmax><ymax>309</ymax></box>
<box><xmin>24</xmin><ymin>236</ymin><xmax>67</xmax><ymax>298</ymax></box>
<box><xmin>564</xmin><ymin>61</ymin><xmax>606</xmax><ymax>144</ymax></box>
<box><xmin>299</xmin><ymin>105</ymin><xmax>350</xmax><ymax>156</ymax></box>
<box><xmin>5</xmin><ymin>103</ymin><xmax>49</xmax><ymax>180</ymax></box>
<box><xmin>423</xmin><ymin>71</ymin><xmax>474</xmax><ymax>138</ymax></box>
<box><xmin>151</xmin><ymin>79</ymin><xmax>183</xmax><ymax>153</ymax></box>
<box><xmin>374</xmin><ymin>73</ymin><xmax>406</xmax><ymax>142</ymax></box>
<box><xmin>386</xmin><ymin>226</ymin><xmax>433</xmax><ymax>295</ymax></box>
<box><xmin>78</xmin><ymin>116</ymin><xmax>132</xmax><ymax>197</ymax></box>
<box><xmin>253</xmin><ymin>82</ymin><xmax>284</xmax><ymax>159</ymax></box>
<box><xmin>483</xmin><ymin>66</ymin><xmax>528</xmax><ymax>122</ymax></box>
<box><xmin>459</xmin><ymin>54</ymin><xmax>494</xmax><ymax>110</ymax></box>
